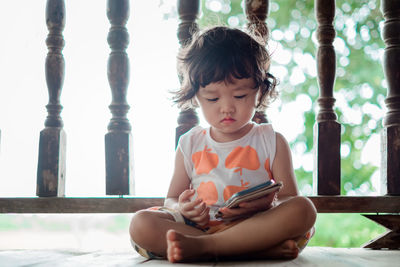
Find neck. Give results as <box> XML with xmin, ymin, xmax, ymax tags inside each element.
<box><xmin>210</xmin><ymin>122</ymin><xmax>254</xmax><ymax>143</ymax></box>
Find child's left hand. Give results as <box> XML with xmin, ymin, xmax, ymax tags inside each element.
<box><xmin>218</xmin><ymin>191</ymin><xmax>277</xmax><ymax>219</ymax></box>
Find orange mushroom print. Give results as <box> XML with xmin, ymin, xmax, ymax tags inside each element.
<box><xmin>223</xmin><ymin>179</ymin><xmax>250</xmax><ymax>201</ymax></box>
<box><xmin>196</xmin><ymin>181</ymin><xmax>218</xmax><ymax>206</ymax></box>
<box><xmin>192</xmin><ymin>145</ymin><xmax>219</xmax><ymax>175</ymax></box>
<box><xmin>225</xmin><ymin>146</ymin><xmax>260</xmax><ymax>175</ymax></box>
<box><xmin>264</xmin><ymin>158</ymin><xmax>274</xmax><ymax>180</ymax></box>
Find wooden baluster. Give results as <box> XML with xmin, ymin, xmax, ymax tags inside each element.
<box><xmin>36</xmin><ymin>0</ymin><xmax>66</xmax><ymax>197</ymax></box>
<box><xmin>245</xmin><ymin>0</ymin><xmax>269</xmax><ymax>42</ymax></box>
<box><xmin>245</xmin><ymin>0</ymin><xmax>270</xmax><ymax>124</ymax></box>
<box><xmin>105</xmin><ymin>0</ymin><xmax>134</xmax><ymax>195</ymax></box>
<box><xmin>175</xmin><ymin>0</ymin><xmax>200</xmax><ymax>147</ymax></box>
<box><xmin>381</xmin><ymin>0</ymin><xmax>400</xmax><ymax>195</ymax></box>
<box><xmin>313</xmin><ymin>0</ymin><xmax>341</xmax><ymax>195</ymax></box>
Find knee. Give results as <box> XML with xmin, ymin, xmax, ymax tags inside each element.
<box><xmin>289</xmin><ymin>196</ymin><xmax>317</xmax><ymax>228</ymax></box>
<box><xmin>129</xmin><ymin>210</ymin><xmax>158</xmax><ymax>243</ymax></box>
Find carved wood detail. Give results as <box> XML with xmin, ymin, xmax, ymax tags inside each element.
<box><xmin>363</xmin><ymin>215</ymin><xmax>400</xmax><ymax>249</ymax></box>
<box><xmin>177</xmin><ymin>0</ymin><xmax>199</xmax><ymax>46</ymax></box>
<box><xmin>175</xmin><ymin>0</ymin><xmax>200</xmax><ymax>147</ymax></box>
<box><xmin>245</xmin><ymin>0</ymin><xmax>269</xmax><ymax>123</ymax></box>
<box><xmin>313</xmin><ymin>0</ymin><xmax>341</xmax><ymax>195</ymax></box>
<box><xmin>245</xmin><ymin>0</ymin><xmax>269</xmax><ymax>42</ymax></box>
<box><xmin>175</xmin><ymin>109</ymin><xmax>199</xmax><ymax>147</ymax></box>
<box><xmin>380</xmin><ymin>0</ymin><xmax>400</xmax><ymax>195</ymax></box>
<box><xmin>105</xmin><ymin>0</ymin><xmax>134</xmax><ymax>195</ymax></box>
<box><xmin>36</xmin><ymin>0</ymin><xmax>66</xmax><ymax>197</ymax></box>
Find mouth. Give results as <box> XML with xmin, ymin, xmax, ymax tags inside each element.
<box><xmin>221</xmin><ymin>117</ymin><xmax>236</xmax><ymax>123</ymax></box>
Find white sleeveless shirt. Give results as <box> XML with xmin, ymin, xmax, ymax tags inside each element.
<box><xmin>178</xmin><ymin>123</ymin><xmax>276</xmax><ymax>220</ymax></box>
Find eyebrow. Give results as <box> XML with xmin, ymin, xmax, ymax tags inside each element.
<box><xmin>199</xmin><ymin>87</ymin><xmax>217</xmax><ymax>94</ymax></box>
<box><xmin>201</xmin><ymin>86</ymin><xmax>252</xmax><ymax>94</ymax></box>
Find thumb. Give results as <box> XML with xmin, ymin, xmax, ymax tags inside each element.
<box><xmin>179</xmin><ymin>189</ymin><xmax>196</xmax><ymax>202</ymax></box>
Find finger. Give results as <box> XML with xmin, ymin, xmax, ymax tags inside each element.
<box><xmin>241</xmin><ymin>198</ymin><xmax>266</xmax><ymax>208</ymax></box>
<box><xmin>181</xmin><ymin>200</ymin><xmax>206</xmax><ymax>217</ymax></box>
<box><xmin>219</xmin><ymin>207</ymin><xmax>248</xmax><ymax>217</ymax></box>
<box><xmin>181</xmin><ymin>198</ymin><xmax>203</xmax><ymax>212</ymax></box>
<box><xmin>194</xmin><ymin>208</ymin><xmax>210</xmax><ymax>226</ymax></box>
<box><xmin>178</xmin><ymin>189</ymin><xmax>195</xmax><ymax>202</ymax></box>
<box><xmin>239</xmin><ymin>193</ymin><xmax>276</xmax><ymax>209</ymax></box>
<box><xmin>191</xmin><ymin>207</ymin><xmax>210</xmax><ymax>226</ymax></box>
<box><xmin>265</xmin><ymin>192</ymin><xmax>277</xmax><ymax>202</ymax></box>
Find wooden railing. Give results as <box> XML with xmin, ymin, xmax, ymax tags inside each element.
<box><xmin>1</xmin><ymin>0</ymin><xmax>400</xmax><ymax>249</ymax></box>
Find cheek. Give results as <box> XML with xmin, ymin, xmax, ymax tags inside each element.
<box><xmin>198</xmin><ymin>101</ymin><xmax>214</xmax><ymax>117</ymax></box>
<box><xmin>246</xmin><ymin>93</ymin><xmax>260</xmax><ymax>107</ymax></box>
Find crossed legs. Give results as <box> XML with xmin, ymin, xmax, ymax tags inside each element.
<box><xmin>130</xmin><ymin>196</ymin><xmax>316</xmax><ymax>262</ymax></box>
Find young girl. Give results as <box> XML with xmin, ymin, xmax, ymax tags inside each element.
<box><xmin>129</xmin><ymin>26</ymin><xmax>316</xmax><ymax>263</ymax></box>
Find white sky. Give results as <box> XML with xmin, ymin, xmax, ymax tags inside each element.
<box><xmin>0</xmin><ymin>0</ymin><xmax>382</xmax><ymax>197</ymax></box>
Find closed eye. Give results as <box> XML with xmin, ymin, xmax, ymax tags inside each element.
<box><xmin>234</xmin><ymin>95</ymin><xmax>247</xmax><ymax>99</ymax></box>
<box><xmin>206</xmin><ymin>97</ymin><xmax>219</xmax><ymax>102</ymax></box>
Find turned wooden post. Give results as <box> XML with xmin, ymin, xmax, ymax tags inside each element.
<box><xmin>380</xmin><ymin>0</ymin><xmax>400</xmax><ymax>195</ymax></box>
<box><xmin>105</xmin><ymin>0</ymin><xmax>134</xmax><ymax>195</ymax></box>
<box><xmin>36</xmin><ymin>0</ymin><xmax>66</xmax><ymax>197</ymax></box>
<box><xmin>175</xmin><ymin>0</ymin><xmax>200</xmax><ymax>147</ymax></box>
<box><xmin>245</xmin><ymin>0</ymin><xmax>269</xmax><ymax>42</ymax></box>
<box><xmin>313</xmin><ymin>0</ymin><xmax>341</xmax><ymax>195</ymax></box>
<box><xmin>245</xmin><ymin>0</ymin><xmax>270</xmax><ymax>124</ymax></box>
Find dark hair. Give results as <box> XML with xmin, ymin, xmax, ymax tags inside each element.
<box><xmin>173</xmin><ymin>26</ymin><xmax>278</xmax><ymax>110</ymax></box>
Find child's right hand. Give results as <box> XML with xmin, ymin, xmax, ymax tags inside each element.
<box><xmin>178</xmin><ymin>189</ymin><xmax>210</xmax><ymax>227</ymax></box>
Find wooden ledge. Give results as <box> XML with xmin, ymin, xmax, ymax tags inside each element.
<box><xmin>0</xmin><ymin>196</ymin><xmax>400</xmax><ymax>213</ymax></box>
<box><xmin>308</xmin><ymin>196</ymin><xmax>400</xmax><ymax>213</ymax></box>
<box><xmin>0</xmin><ymin>197</ymin><xmax>164</xmax><ymax>213</ymax></box>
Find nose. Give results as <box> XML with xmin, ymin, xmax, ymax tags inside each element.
<box><xmin>220</xmin><ymin>98</ymin><xmax>235</xmax><ymax>114</ymax></box>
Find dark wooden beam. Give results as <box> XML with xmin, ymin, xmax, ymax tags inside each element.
<box><xmin>0</xmin><ymin>197</ymin><xmax>164</xmax><ymax>213</ymax></box>
<box><xmin>309</xmin><ymin>196</ymin><xmax>400</xmax><ymax>213</ymax></box>
<box><xmin>1</xmin><ymin>196</ymin><xmax>400</xmax><ymax>213</ymax></box>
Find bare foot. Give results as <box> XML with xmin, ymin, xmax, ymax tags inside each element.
<box><xmin>263</xmin><ymin>239</ymin><xmax>299</xmax><ymax>260</ymax></box>
<box><xmin>166</xmin><ymin>229</ymin><xmax>212</xmax><ymax>263</ymax></box>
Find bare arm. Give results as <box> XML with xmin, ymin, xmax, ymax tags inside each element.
<box><xmin>272</xmin><ymin>132</ymin><xmax>299</xmax><ymax>201</ymax></box>
<box><xmin>165</xmin><ymin>148</ymin><xmax>210</xmax><ymax>226</ymax></box>
<box><xmin>164</xmin><ymin>148</ymin><xmax>191</xmax><ymax>209</ymax></box>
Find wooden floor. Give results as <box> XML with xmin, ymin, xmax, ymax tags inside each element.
<box><xmin>1</xmin><ymin>247</ymin><xmax>399</xmax><ymax>267</ymax></box>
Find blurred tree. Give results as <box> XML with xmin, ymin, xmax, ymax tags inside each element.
<box><xmin>197</xmin><ymin>0</ymin><xmax>385</xmax><ymax>195</ymax></box>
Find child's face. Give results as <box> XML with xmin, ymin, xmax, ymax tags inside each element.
<box><xmin>195</xmin><ymin>77</ymin><xmax>259</xmax><ymax>142</ymax></box>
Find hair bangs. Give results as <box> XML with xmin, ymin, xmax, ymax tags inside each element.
<box><xmin>192</xmin><ymin>46</ymin><xmax>255</xmax><ymax>88</ymax></box>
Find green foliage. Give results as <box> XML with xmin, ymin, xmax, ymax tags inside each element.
<box><xmin>309</xmin><ymin>214</ymin><xmax>386</xmax><ymax>247</ymax></box>
<box><xmin>0</xmin><ymin>214</ymin><xmax>33</xmax><ymax>231</ymax></box>
<box><xmin>0</xmin><ymin>214</ymin><xmax>71</xmax><ymax>231</ymax></box>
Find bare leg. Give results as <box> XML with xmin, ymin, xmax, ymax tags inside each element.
<box><xmin>129</xmin><ymin>209</ymin><xmax>206</xmax><ymax>257</ymax></box>
<box><xmin>166</xmin><ymin>196</ymin><xmax>316</xmax><ymax>262</ymax></box>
